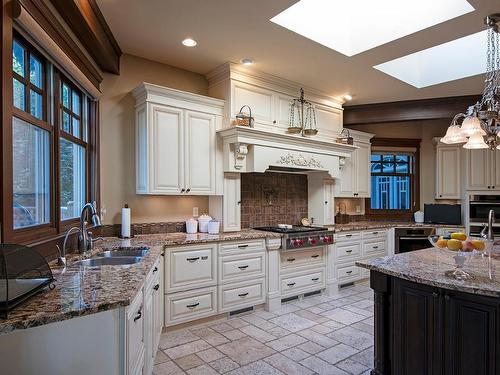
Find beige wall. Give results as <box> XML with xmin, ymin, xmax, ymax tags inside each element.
<box><xmin>348</xmin><ymin>119</ymin><xmax>452</xmax><ymax>210</ymax></box>
<box><xmin>99</xmin><ymin>54</ymin><xmax>210</xmax><ymax>224</ymax></box>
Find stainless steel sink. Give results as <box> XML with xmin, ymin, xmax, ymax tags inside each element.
<box><xmin>74</xmin><ymin>257</ymin><xmax>142</xmax><ymax>267</ymax></box>
<box><xmin>97</xmin><ymin>248</ymin><xmax>149</xmax><ymax>258</ymax></box>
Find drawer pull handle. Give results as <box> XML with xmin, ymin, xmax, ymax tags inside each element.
<box><xmin>238</xmin><ymin>292</ymin><xmax>249</xmax><ymax>298</ymax></box>
<box><xmin>238</xmin><ymin>245</ymin><xmax>249</xmax><ymax>248</ymax></box>
<box><xmin>345</xmin><ymin>250</ymin><xmax>353</xmax><ymax>253</ymax></box>
<box><xmin>346</xmin><ymin>234</ymin><xmax>352</xmax><ymax>237</ymax></box>
<box><xmin>154</xmin><ymin>284</ymin><xmax>160</xmax><ymax>291</ymax></box>
<box><xmin>311</xmin><ymin>277</ymin><xmax>319</xmax><ymax>281</ymax></box>
<box><xmin>373</xmin><ymin>246</ymin><xmax>379</xmax><ymax>249</ymax></box>
<box><xmin>372</xmin><ymin>231</ymin><xmax>378</xmax><ymax>235</ymax></box>
<box><xmin>186</xmin><ymin>302</ymin><xmax>200</xmax><ymax>309</ymax></box>
<box><xmin>201</xmin><ymin>256</ymin><xmax>208</xmax><ymax>260</ymax></box>
<box><xmin>287</xmin><ymin>258</ymin><xmax>296</xmax><ymax>262</ymax></box>
<box><xmin>311</xmin><ymin>254</ymin><xmax>319</xmax><ymax>258</ymax></box>
<box><xmin>238</xmin><ymin>265</ymin><xmax>249</xmax><ymax>270</ymax></box>
<box><xmin>187</xmin><ymin>257</ymin><xmax>200</xmax><ymax>262</ymax></box>
<box><xmin>153</xmin><ymin>267</ymin><xmax>158</xmax><ymax>273</ymax></box>
<box><xmin>346</xmin><ymin>270</ymin><xmax>353</xmax><ymax>274</ymax></box>
<box><xmin>134</xmin><ymin>310</ymin><xmax>142</xmax><ymax>322</ymax></box>
<box><xmin>287</xmin><ymin>282</ymin><xmax>296</xmax><ymax>287</ymax></box>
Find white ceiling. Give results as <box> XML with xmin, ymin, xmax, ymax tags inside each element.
<box><xmin>96</xmin><ymin>0</ymin><xmax>498</xmax><ymax>105</ymax></box>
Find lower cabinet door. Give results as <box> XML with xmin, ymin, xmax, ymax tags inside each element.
<box><xmin>143</xmin><ymin>288</ymin><xmax>154</xmax><ymax>375</ymax></box>
<box><xmin>152</xmin><ymin>276</ymin><xmax>162</xmax><ymax>359</ymax></box>
<box><xmin>444</xmin><ymin>292</ymin><xmax>500</xmax><ymax>375</ymax></box>
<box><xmin>126</xmin><ymin>291</ymin><xmax>145</xmax><ymax>375</ymax></box>
<box><xmin>392</xmin><ymin>278</ymin><xmax>440</xmax><ymax>375</ymax></box>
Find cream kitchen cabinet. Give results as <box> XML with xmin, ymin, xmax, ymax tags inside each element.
<box><xmin>335</xmin><ymin>130</ymin><xmax>374</xmax><ymax>198</ymax></box>
<box><xmin>308</xmin><ymin>176</ymin><xmax>335</xmax><ymax>225</ymax></box>
<box><xmin>133</xmin><ymin>83</ymin><xmax>224</xmax><ymax>195</ymax></box>
<box><xmin>465</xmin><ymin>149</ymin><xmax>500</xmax><ymax>191</ymax></box>
<box><xmin>209</xmin><ymin>172</ymin><xmax>241</xmax><ymax>232</ymax></box>
<box><xmin>435</xmin><ymin>143</ymin><xmax>462</xmax><ymax>199</ymax></box>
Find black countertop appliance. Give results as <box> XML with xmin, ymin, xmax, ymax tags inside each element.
<box><xmin>424</xmin><ymin>204</ymin><xmax>461</xmax><ymax>225</ymax></box>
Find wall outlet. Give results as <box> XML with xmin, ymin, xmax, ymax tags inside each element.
<box><xmin>193</xmin><ymin>207</ymin><xmax>199</xmax><ymax>217</ymax></box>
<box><xmin>356</xmin><ymin>205</ymin><xmax>361</xmax><ymax>213</ymax></box>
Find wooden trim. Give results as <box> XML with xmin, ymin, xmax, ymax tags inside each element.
<box><xmin>344</xmin><ymin>95</ymin><xmax>482</xmax><ymax>125</ymax></box>
<box><xmin>371</xmin><ymin>138</ymin><xmax>422</xmax><ymax>148</ymax></box>
<box><xmin>17</xmin><ymin>0</ymin><xmax>103</xmax><ymax>89</ymax></box>
<box><xmin>49</xmin><ymin>0</ymin><xmax>121</xmax><ymax>74</ymax></box>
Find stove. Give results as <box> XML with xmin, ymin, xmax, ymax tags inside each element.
<box><xmin>254</xmin><ymin>226</ymin><xmax>334</xmax><ymax>251</ymax></box>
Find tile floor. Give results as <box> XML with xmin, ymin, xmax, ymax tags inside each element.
<box><xmin>154</xmin><ymin>281</ymin><xmax>374</xmax><ymax>375</ymax></box>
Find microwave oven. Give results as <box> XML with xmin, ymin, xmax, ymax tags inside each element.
<box><xmin>469</xmin><ymin>195</ymin><xmax>500</xmax><ymax>222</ymax></box>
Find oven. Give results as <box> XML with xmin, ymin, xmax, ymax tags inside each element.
<box><xmin>395</xmin><ymin>227</ymin><xmax>435</xmax><ymax>254</ymax></box>
<box><xmin>469</xmin><ymin>195</ymin><xmax>500</xmax><ymax>222</ymax></box>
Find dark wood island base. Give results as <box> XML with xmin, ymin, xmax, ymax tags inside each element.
<box><xmin>370</xmin><ymin>270</ymin><xmax>500</xmax><ymax>375</ymax></box>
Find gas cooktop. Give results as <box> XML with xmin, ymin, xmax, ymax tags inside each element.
<box><xmin>254</xmin><ymin>226</ymin><xmax>328</xmax><ymax>234</ymax></box>
<box><xmin>254</xmin><ymin>226</ymin><xmax>334</xmax><ymax>251</ymax></box>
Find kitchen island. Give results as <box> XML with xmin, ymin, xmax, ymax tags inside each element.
<box><xmin>357</xmin><ymin>248</ymin><xmax>500</xmax><ymax>375</ymax></box>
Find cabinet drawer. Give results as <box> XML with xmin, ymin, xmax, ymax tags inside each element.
<box><xmin>219</xmin><ymin>239</ymin><xmax>266</xmax><ymax>255</ymax></box>
<box><xmin>218</xmin><ymin>279</ymin><xmax>265</xmax><ymax>312</ymax></box>
<box><xmin>335</xmin><ymin>242</ymin><xmax>362</xmax><ymax>262</ymax></box>
<box><xmin>362</xmin><ymin>229</ymin><xmax>388</xmax><ymax>241</ymax></box>
<box><xmin>335</xmin><ymin>231</ymin><xmax>361</xmax><ymax>243</ymax></box>
<box><xmin>219</xmin><ymin>253</ymin><xmax>265</xmax><ymax>283</ymax></box>
<box><xmin>280</xmin><ymin>247</ymin><xmax>325</xmax><ymax>271</ymax></box>
<box><xmin>363</xmin><ymin>239</ymin><xmax>387</xmax><ymax>257</ymax></box>
<box><xmin>167</xmin><ymin>244</ymin><xmax>217</xmax><ymax>292</ymax></box>
<box><xmin>337</xmin><ymin>264</ymin><xmax>362</xmax><ymax>283</ymax></box>
<box><xmin>281</xmin><ymin>269</ymin><xmax>325</xmax><ymax>296</ymax></box>
<box><xmin>165</xmin><ymin>287</ymin><xmax>217</xmax><ymax>326</ymax></box>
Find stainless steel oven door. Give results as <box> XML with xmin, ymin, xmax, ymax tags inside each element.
<box><xmin>396</xmin><ymin>236</ymin><xmax>431</xmax><ymax>253</ymax></box>
<box><xmin>469</xmin><ymin>202</ymin><xmax>500</xmax><ymax>222</ymax></box>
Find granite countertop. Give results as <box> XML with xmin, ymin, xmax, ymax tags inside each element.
<box><xmin>328</xmin><ymin>221</ymin><xmax>465</xmax><ymax>233</ymax></box>
<box><xmin>0</xmin><ymin>229</ymin><xmax>280</xmax><ymax>335</ymax></box>
<box><xmin>356</xmin><ymin>248</ymin><xmax>500</xmax><ymax>298</ymax></box>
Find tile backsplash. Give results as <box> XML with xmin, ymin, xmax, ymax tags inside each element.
<box><xmin>241</xmin><ymin>172</ymin><xmax>308</xmax><ymax>228</ymax></box>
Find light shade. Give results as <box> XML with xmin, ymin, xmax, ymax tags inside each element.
<box><xmin>461</xmin><ymin>116</ymin><xmax>485</xmax><ymax>137</ymax></box>
<box><xmin>463</xmin><ymin>132</ymin><xmax>488</xmax><ymax>149</ymax></box>
<box><xmin>441</xmin><ymin>125</ymin><xmax>467</xmax><ymax>144</ymax></box>
<box><xmin>270</xmin><ymin>0</ymin><xmax>474</xmax><ymax>57</ymax></box>
<box><xmin>374</xmin><ymin>30</ymin><xmax>487</xmax><ymax>87</ymax></box>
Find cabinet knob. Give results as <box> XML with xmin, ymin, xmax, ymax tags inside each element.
<box><xmin>237</xmin><ymin>201</ymin><xmax>241</xmax><ymax>205</ymax></box>
<box><xmin>133</xmin><ymin>310</ymin><xmax>142</xmax><ymax>322</ymax></box>
<box><xmin>154</xmin><ymin>284</ymin><xmax>160</xmax><ymax>291</ymax></box>
<box><xmin>439</xmin><ymin>195</ymin><xmax>442</xmax><ymax>197</ymax></box>
<box><xmin>186</xmin><ymin>188</ymin><xmax>191</xmax><ymax>193</ymax></box>
<box><xmin>153</xmin><ymin>267</ymin><xmax>158</xmax><ymax>273</ymax></box>
<box><xmin>493</xmin><ymin>186</ymin><xmax>496</xmax><ymax>189</ymax></box>
<box><xmin>273</xmin><ymin>120</ymin><xmax>276</xmax><ymax>124</ymax></box>
<box><xmin>325</xmin><ymin>201</ymin><xmax>328</xmax><ymax>205</ymax></box>
<box><xmin>181</xmin><ymin>188</ymin><xmax>185</xmax><ymax>193</ymax></box>
<box><xmin>488</xmin><ymin>186</ymin><xmax>491</xmax><ymax>189</ymax></box>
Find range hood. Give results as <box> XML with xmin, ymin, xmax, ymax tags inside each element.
<box><xmin>217</xmin><ymin>126</ymin><xmax>356</xmax><ymax>178</ymax></box>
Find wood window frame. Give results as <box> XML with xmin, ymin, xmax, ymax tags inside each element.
<box><xmin>1</xmin><ymin>24</ymin><xmax>99</xmax><ymax>245</ymax></box>
<box><xmin>365</xmin><ymin>138</ymin><xmax>421</xmax><ymax>220</ymax></box>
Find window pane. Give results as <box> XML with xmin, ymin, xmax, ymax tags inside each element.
<box><xmin>396</xmin><ymin>155</ymin><xmax>410</xmax><ymax>173</ymax></box>
<box><xmin>13</xmin><ymin>117</ymin><xmax>50</xmax><ymax>229</ymax></box>
<box><xmin>62</xmin><ymin>111</ymin><xmax>71</xmax><ymax>133</ymax></box>
<box><xmin>371</xmin><ymin>176</ymin><xmax>410</xmax><ymax>210</ymax></box>
<box><xmin>62</xmin><ymin>83</ymin><xmax>70</xmax><ymax>109</ymax></box>
<box><xmin>382</xmin><ymin>155</ymin><xmax>394</xmax><ymax>173</ymax></box>
<box><xmin>72</xmin><ymin>118</ymin><xmax>80</xmax><ymax>138</ymax></box>
<box><xmin>30</xmin><ymin>90</ymin><xmax>43</xmax><ymax>119</ymax></box>
<box><xmin>13</xmin><ymin>78</ymin><xmax>25</xmax><ymax>110</ymax></box>
<box><xmin>72</xmin><ymin>92</ymin><xmax>80</xmax><ymax>115</ymax></box>
<box><xmin>12</xmin><ymin>40</ymin><xmax>25</xmax><ymax>77</ymax></box>
<box><xmin>29</xmin><ymin>55</ymin><xmax>43</xmax><ymax>88</ymax></box>
<box><xmin>83</xmin><ymin>98</ymin><xmax>88</xmax><ymax>142</ymax></box>
<box><xmin>60</xmin><ymin>138</ymin><xmax>85</xmax><ymax>220</ymax></box>
<box><xmin>371</xmin><ymin>154</ymin><xmax>381</xmax><ymax>162</ymax></box>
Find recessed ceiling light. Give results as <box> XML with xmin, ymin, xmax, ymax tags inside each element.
<box><xmin>374</xmin><ymin>30</ymin><xmax>487</xmax><ymax>88</ymax></box>
<box><xmin>270</xmin><ymin>0</ymin><xmax>474</xmax><ymax>56</ymax></box>
<box><xmin>343</xmin><ymin>94</ymin><xmax>353</xmax><ymax>101</ymax></box>
<box><xmin>182</xmin><ymin>38</ymin><xmax>197</xmax><ymax>47</ymax></box>
<box><xmin>241</xmin><ymin>58</ymin><xmax>254</xmax><ymax>65</ymax></box>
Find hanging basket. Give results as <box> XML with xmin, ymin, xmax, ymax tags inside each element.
<box><xmin>235</xmin><ymin>105</ymin><xmax>254</xmax><ymax>127</ymax></box>
<box><xmin>336</xmin><ymin>128</ymin><xmax>354</xmax><ymax>145</ymax></box>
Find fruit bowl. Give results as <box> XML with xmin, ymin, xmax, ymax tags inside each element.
<box><xmin>428</xmin><ymin>234</ymin><xmax>491</xmax><ymax>253</ymax></box>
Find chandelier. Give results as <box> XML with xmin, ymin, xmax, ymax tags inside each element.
<box><xmin>441</xmin><ymin>14</ymin><xmax>500</xmax><ymax>150</ymax></box>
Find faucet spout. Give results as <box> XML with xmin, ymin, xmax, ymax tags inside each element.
<box><xmin>79</xmin><ymin>202</ymin><xmax>101</xmax><ymax>253</ymax></box>
<box><xmin>487</xmin><ymin>209</ymin><xmax>495</xmax><ymax>241</ymax></box>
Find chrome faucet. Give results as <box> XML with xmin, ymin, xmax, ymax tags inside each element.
<box><xmin>480</xmin><ymin>209</ymin><xmax>495</xmax><ymax>241</ymax></box>
<box><xmin>78</xmin><ymin>202</ymin><xmax>102</xmax><ymax>253</ymax></box>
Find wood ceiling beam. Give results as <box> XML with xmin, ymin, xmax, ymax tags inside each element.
<box><xmin>49</xmin><ymin>0</ymin><xmax>121</xmax><ymax>74</ymax></box>
<box><xmin>343</xmin><ymin>95</ymin><xmax>482</xmax><ymax>125</ymax></box>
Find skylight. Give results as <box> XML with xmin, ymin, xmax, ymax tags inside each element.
<box><xmin>270</xmin><ymin>0</ymin><xmax>474</xmax><ymax>57</ymax></box>
<box><xmin>374</xmin><ymin>31</ymin><xmax>486</xmax><ymax>88</ymax></box>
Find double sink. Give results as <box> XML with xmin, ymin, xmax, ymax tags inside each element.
<box><xmin>74</xmin><ymin>247</ymin><xmax>150</xmax><ymax>268</ymax></box>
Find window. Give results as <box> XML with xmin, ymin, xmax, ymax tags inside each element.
<box><xmin>366</xmin><ymin>139</ymin><xmax>420</xmax><ymax>217</ymax></box>
<box><xmin>5</xmin><ymin>33</ymin><xmax>97</xmax><ymax>243</ymax></box>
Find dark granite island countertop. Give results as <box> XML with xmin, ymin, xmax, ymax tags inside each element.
<box><xmin>356</xmin><ymin>247</ymin><xmax>500</xmax><ymax>298</ymax></box>
<box><xmin>0</xmin><ymin>229</ymin><xmax>281</xmax><ymax>335</ymax></box>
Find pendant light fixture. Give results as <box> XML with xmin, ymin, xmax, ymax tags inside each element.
<box><xmin>441</xmin><ymin>14</ymin><xmax>500</xmax><ymax>150</ymax></box>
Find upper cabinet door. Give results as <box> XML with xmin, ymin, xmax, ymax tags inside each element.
<box><xmin>185</xmin><ymin>111</ymin><xmax>216</xmax><ymax>194</ymax></box>
<box><xmin>355</xmin><ymin>142</ymin><xmax>371</xmax><ymax>198</ymax></box>
<box><xmin>336</xmin><ymin>153</ymin><xmax>356</xmax><ymax>197</ymax></box>
<box><xmin>323</xmin><ymin>179</ymin><xmax>335</xmax><ymax>225</ymax></box>
<box><xmin>151</xmin><ymin>105</ymin><xmax>184</xmax><ymax>194</ymax></box>
<box><xmin>232</xmin><ymin>82</ymin><xmax>274</xmax><ymax>128</ymax></box>
<box><xmin>436</xmin><ymin>146</ymin><xmax>461</xmax><ymax>199</ymax></box>
<box><xmin>315</xmin><ymin>105</ymin><xmax>343</xmax><ymax>140</ymax></box>
<box><xmin>466</xmin><ymin>149</ymin><xmax>490</xmax><ymax>191</ymax></box>
<box><xmin>223</xmin><ymin>173</ymin><xmax>241</xmax><ymax>232</ymax></box>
